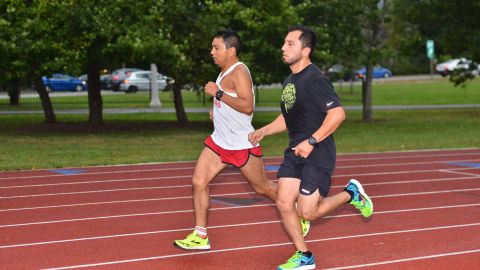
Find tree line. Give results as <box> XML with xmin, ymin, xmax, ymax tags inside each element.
<box><xmin>1</xmin><ymin>0</ymin><xmax>478</xmax><ymax>124</ymax></box>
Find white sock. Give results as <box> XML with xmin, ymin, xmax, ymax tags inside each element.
<box><xmin>195</xmin><ymin>226</ymin><xmax>207</xmax><ymax>238</ymax></box>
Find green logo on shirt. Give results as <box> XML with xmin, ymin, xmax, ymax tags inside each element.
<box><xmin>281</xmin><ymin>83</ymin><xmax>296</xmax><ymax>113</ymax></box>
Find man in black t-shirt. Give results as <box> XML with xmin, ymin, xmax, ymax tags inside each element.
<box><xmin>249</xmin><ymin>25</ymin><xmax>374</xmax><ymax>270</ymax></box>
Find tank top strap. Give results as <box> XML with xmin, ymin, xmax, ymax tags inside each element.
<box><xmin>217</xmin><ymin>62</ymin><xmax>244</xmax><ymax>80</ymax></box>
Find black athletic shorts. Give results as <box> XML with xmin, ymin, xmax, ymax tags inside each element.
<box><xmin>276</xmin><ymin>154</ymin><xmax>332</xmax><ymax>197</ymax></box>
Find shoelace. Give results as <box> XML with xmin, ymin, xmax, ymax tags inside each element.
<box><xmin>288</xmin><ymin>252</ymin><xmax>303</xmax><ymax>262</ymax></box>
<box><xmin>352</xmin><ymin>197</ymin><xmax>366</xmax><ymax>209</ymax></box>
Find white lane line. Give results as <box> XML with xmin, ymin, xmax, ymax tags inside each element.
<box><xmin>337</xmin><ymin>151</ymin><xmax>480</xmax><ymax>162</ymax></box>
<box><xmin>1</xmin><ymin>174</ymin><xmax>480</xmax><ymax>212</ymax></box>
<box><xmin>0</xmin><ymin>175</ymin><xmax>192</xmax><ymax>189</ymax></box>
<box><xmin>40</xmin><ymin>222</ymin><xmax>480</xmax><ymax>270</ymax></box>
<box><xmin>338</xmin><ymin>158</ymin><xmax>480</xmax><ymax>169</ymax></box>
<box><xmin>2</xmin><ymin>160</ymin><xmax>480</xmax><ymax>190</ymax></box>
<box><xmin>0</xmin><ymin>166</ymin><xmax>197</xmax><ymax>181</ymax></box>
<box><xmin>1</xmin><ymin>147</ymin><xmax>476</xmax><ymax>177</ymax></box>
<box><xmin>2</xmin><ymin>166</ymin><xmax>480</xmax><ymax>199</ymax></box>
<box><xmin>440</xmin><ymin>169</ymin><xmax>480</xmax><ymax>177</ymax></box>
<box><xmin>1</xmin><ymin>187</ymin><xmax>480</xmax><ymax>229</ymax></box>
<box><xmin>337</xmin><ymin>166</ymin><xmax>480</xmax><ymax>178</ymax></box>
<box><xmin>2</xmin><ymin>203</ymin><xmax>480</xmax><ymax>249</ymax></box>
<box><xmin>373</xmin><ymin>188</ymin><xmax>480</xmax><ymax>199</ymax></box>
<box><xmin>0</xmin><ymin>153</ymin><xmax>479</xmax><ymax>182</ymax></box>
<box><xmin>324</xmin><ymin>249</ymin><xmax>480</xmax><ymax>269</ymax></box>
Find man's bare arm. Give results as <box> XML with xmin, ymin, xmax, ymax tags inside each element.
<box><xmin>248</xmin><ymin>114</ymin><xmax>287</xmax><ymax>145</ymax></box>
<box><xmin>204</xmin><ymin>65</ymin><xmax>254</xmax><ymax>115</ymax></box>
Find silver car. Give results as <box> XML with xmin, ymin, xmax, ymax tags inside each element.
<box><xmin>119</xmin><ymin>71</ymin><xmax>169</xmax><ymax>93</ymax></box>
<box><xmin>435</xmin><ymin>58</ymin><xmax>479</xmax><ymax>77</ymax></box>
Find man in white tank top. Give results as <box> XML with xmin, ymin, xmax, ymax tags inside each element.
<box><xmin>174</xmin><ymin>30</ymin><xmax>310</xmax><ymax>251</ymax></box>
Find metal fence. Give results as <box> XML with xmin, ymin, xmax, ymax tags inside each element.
<box><xmin>0</xmin><ymin>81</ymin><xmax>210</xmax><ymax>113</ymax></box>
<box><xmin>0</xmin><ymin>64</ymin><xmax>190</xmax><ymax>112</ymax></box>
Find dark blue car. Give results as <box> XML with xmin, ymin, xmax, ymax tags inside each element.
<box><xmin>356</xmin><ymin>66</ymin><xmax>392</xmax><ymax>79</ymax></box>
<box><xmin>42</xmin><ymin>73</ymin><xmax>86</xmax><ymax>92</ymax></box>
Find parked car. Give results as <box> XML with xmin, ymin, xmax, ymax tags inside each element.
<box><xmin>78</xmin><ymin>74</ymin><xmax>114</xmax><ymax>90</ymax></box>
<box><xmin>435</xmin><ymin>58</ymin><xmax>479</xmax><ymax>77</ymax></box>
<box><xmin>325</xmin><ymin>64</ymin><xmax>357</xmax><ymax>81</ymax></box>
<box><xmin>119</xmin><ymin>71</ymin><xmax>170</xmax><ymax>93</ymax></box>
<box><xmin>42</xmin><ymin>73</ymin><xmax>86</xmax><ymax>92</ymax></box>
<box><xmin>78</xmin><ymin>74</ymin><xmax>87</xmax><ymax>85</ymax></box>
<box><xmin>100</xmin><ymin>74</ymin><xmax>114</xmax><ymax>90</ymax></box>
<box><xmin>356</xmin><ymin>66</ymin><xmax>392</xmax><ymax>79</ymax></box>
<box><xmin>110</xmin><ymin>68</ymin><xmax>143</xmax><ymax>91</ymax></box>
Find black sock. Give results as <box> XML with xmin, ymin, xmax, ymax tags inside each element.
<box><xmin>302</xmin><ymin>251</ymin><xmax>312</xmax><ymax>258</ymax></box>
<box><xmin>344</xmin><ymin>188</ymin><xmax>354</xmax><ymax>203</ymax></box>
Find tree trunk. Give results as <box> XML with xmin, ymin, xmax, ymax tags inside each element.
<box><xmin>87</xmin><ymin>61</ymin><xmax>103</xmax><ymax>125</ymax></box>
<box><xmin>362</xmin><ymin>64</ymin><xmax>374</xmax><ymax>122</ymax></box>
<box><xmin>172</xmin><ymin>83</ymin><xmax>188</xmax><ymax>123</ymax></box>
<box><xmin>32</xmin><ymin>74</ymin><xmax>56</xmax><ymax>124</ymax></box>
<box><xmin>8</xmin><ymin>77</ymin><xmax>20</xmax><ymax>105</ymax></box>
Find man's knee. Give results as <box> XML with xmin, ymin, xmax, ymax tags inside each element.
<box><xmin>297</xmin><ymin>207</ymin><xmax>316</xmax><ymax>221</ymax></box>
<box><xmin>251</xmin><ymin>182</ymin><xmax>271</xmax><ymax>196</ymax></box>
<box><xmin>192</xmin><ymin>174</ymin><xmax>209</xmax><ymax>190</ymax></box>
<box><xmin>276</xmin><ymin>197</ymin><xmax>295</xmax><ymax>213</ymax></box>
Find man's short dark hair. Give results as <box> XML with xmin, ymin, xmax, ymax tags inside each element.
<box><xmin>214</xmin><ymin>29</ymin><xmax>242</xmax><ymax>55</ymax></box>
<box><xmin>287</xmin><ymin>25</ymin><xmax>316</xmax><ymax>57</ymax></box>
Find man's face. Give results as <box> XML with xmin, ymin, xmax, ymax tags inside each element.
<box><xmin>211</xmin><ymin>37</ymin><xmax>229</xmax><ymax>66</ymax></box>
<box><xmin>281</xmin><ymin>30</ymin><xmax>304</xmax><ymax>65</ymax></box>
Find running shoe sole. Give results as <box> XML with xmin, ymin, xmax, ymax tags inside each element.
<box><xmin>173</xmin><ymin>241</ymin><xmax>211</xmax><ymax>250</ymax></box>
<box><xmin>348</xmin><ymin>179</ymin><xmax>374</xmax><ymax>214</ymax></box>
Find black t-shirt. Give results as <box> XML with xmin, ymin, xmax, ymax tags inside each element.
<box><xmin>280</xmin><ymin>64</ymin><xmax>341</xmax><ymax>170</ymax></box>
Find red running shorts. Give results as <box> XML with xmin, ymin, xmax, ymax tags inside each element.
<box><xmin>203</xmin><ymin>136</ymin><xmax>263</xmax><ymax>168</ymax></box>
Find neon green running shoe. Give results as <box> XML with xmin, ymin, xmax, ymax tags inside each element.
<box><xmin>300</xmin><ymin>218</ymin><xmax>310</xmax><ymax>237</ymax></box>
<box><xmin>173</xmin><ymin>231</ymin><xmax>210</xmax><ymax>250</ymax></box>
<box><xmin>345</xmin><ymin>179</ymin><xmax>373</xmax><ymax>218</ymax></box>
<box><xmin>277</xmin><ymin>251</ymin><xmax>316</xmax><ymax>270</ymax></box>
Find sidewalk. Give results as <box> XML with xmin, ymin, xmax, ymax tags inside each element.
<box><xmin>1</xmin><ymin>104</ymin><xmax>479</xmax><ymax>115</ymax></box>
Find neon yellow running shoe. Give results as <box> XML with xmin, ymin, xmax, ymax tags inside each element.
<box><xmin>173</xmin><ymin>231</ymin><xmax>210</xmax><ymax>250</ymax></box>
<box><xmin>277</xmin><ymin>251</ymin><xmax>316</xmax><ymax>270</ymax></box>
<box><xmin>345</xmin><ymin>179</ymin><xmax>373</xmax><ymax>218</ymax></box>
<box><xmin>300</xmin><ymin>218</ymin><xmax>310</xmax><ymax>237</ymax></box>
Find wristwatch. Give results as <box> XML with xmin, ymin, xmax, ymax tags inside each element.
<box><xmin>307</xmin><ymin>136</ymin><xmax>318</xmax><ymax>146</ymax></box>
<box><xmin>215</xmin><ymin>90</ymin><xmax>224</xmax><ymax>101</ymax></box>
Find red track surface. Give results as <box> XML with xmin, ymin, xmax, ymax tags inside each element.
<box><xmin>1</xmin><ymin>148</ymin><xmax>480</xmax><ymax>269</ymax></box>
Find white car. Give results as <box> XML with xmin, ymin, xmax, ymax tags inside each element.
<box><xmin>119</xmin><ymin>71</ymin><xmax>170</xmax><ymax>93</ymax></box>
<box><xmin>435</xmin><ymin>58</ymin><xmax>478</xmax><ymax>77</ymax></box>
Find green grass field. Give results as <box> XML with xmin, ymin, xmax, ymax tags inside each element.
<box><xmin>0</xmin><ymin>78</ymin><xmax>479</xmax><ymax>171</ymax></box>
<box><xmin>1</xmin><ymin>77</ymin><xmax>479</xmax><ymax>110</ymax></box>
<box><xmin>1</xmin><ymin>108</ymin><xmax>479</xmax><ymax>171</ymax></box>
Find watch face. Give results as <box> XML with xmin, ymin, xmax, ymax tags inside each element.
<box><xmin>308</xmin><ymin>137</ymin><xmax>316</xmax><ymax>145</ymax></box>
<box><xmin>216</xmin><ymin>90</ymin><xmax>223</xmax><ymax>100</ymax></box>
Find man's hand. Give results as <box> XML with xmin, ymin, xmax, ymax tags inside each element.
<box><xmin>204</xmin><ymin>82</ymin><xmax>218</xmax><ymax>97</ymax></box>
<box><xmin>291</xmin><ymin>140</ymin><xmax>314</xmax><ymax>158</ymax></box>
<box><xmin>248</xmin><ymin>129</ymin><xmax>265</xmax><ymax>146</ymax></box>
<box><xmin>209</xmin><ymin>109</ymin><xmax>213</xmax><ymax>121</ymax></box>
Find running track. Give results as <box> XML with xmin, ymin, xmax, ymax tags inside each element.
<box><xmin>1</xmin><ymin>148</ymin><xmax>480</xmax><ymax>270</ymax></box>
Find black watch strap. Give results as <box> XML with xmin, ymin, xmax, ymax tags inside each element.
<box><xmin>215</xmin><ymin>90</ymin><xmax>224</xmax><ymax>100</ymax></box>
<box><xmin>307</xmin><ymin>136</ymin><xmax>317</xmax><ymax>146</ymax></box>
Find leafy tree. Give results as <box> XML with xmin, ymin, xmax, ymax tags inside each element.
<box><xmin>357</xmin><ymin>0</ymin><xmax>391</xmax><ymax>121</ymax></box>
<box><xmin>298</xmin><ymin>0</ymin><xmax>384</xmax><ymax>122</ymax></box>
<box><xmin>59</xmin><ymin>0</ymin><xmax>166</xmax><ymax>124</ymax></box>
<box><xmin>392</xmin><ymin>0</ymin><xmax>480</xmax><ymax>86</ymax></box>
<box><xmin>232</xmin><ymin>0</ymin><xmax>299</xmax><ymax>87</ymax></box>
<box><xmin>0</xmin><ymin>0</ymin><xmax>25</xmax><ymax>106</ymax></box>
<box><xmin>19</xmin><ymin>1</ymin><xmax>75</xmax><ymax>124</ymax></box>
<box><xmin>124</xmin><ymin>0</ymin><xmax>299</xmax><ymax>123</ymax></box>
<box><xmin>296</xmin><ymin>0</ymin><xmax>364</xmax><ymax>70</ymax></box>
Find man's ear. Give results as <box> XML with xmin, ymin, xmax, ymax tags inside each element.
<box><xmin>228</xmin><ymin>47</ymin><xmax>237</xmax><ymax>57</ymax></box>
<box><xmin>302</xmin><ymin>47</ymin><xmax>311</xmax><ymax>58</ymax></box>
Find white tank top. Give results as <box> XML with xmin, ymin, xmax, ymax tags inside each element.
<box><xmin>210</xmin><ymin>62</ymin><xmax>258</xmax><ymax>150</ymax></box>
